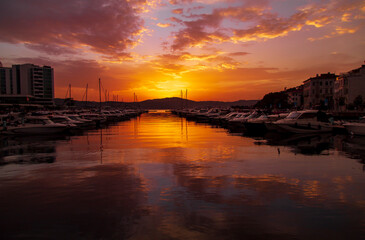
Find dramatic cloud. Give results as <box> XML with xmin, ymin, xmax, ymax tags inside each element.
<box><xmin>0</xmin><ymin>0</ymin><xmax>363</xmax><ymax>101</ymax></box>
<box><xmin>168</xmin><ymin>0</ymin><xmax>365</xmax><ymax>50</ymax></box>
<box><xmin>146</xmin><ymin>51</ymin><xmax>246</xmax><ymax>78</ymax></box>
<box><xmin>0</xmin><ymin>0</ymin><xmax>145</xmax><ymax>58</ymax></box>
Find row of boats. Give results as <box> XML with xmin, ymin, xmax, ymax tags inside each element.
<box><xmin>0</xmin><ymin>109</ymin><xmax>145</xmax><ymax>135</ymax></box>
<box><xmin>172</xmin><ymin>109</ymin><xmax>365</xmax><ymax>136</ymax></box>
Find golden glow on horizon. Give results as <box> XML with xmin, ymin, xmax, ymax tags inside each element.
<box><xmin>0</xmin><ymin>0</ymin><xmax>363</xmax><ymax>101</ymax></box>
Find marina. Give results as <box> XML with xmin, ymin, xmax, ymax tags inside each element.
<box><xmin>0</xmin><ymin>111</ymin><xmax>364</xmax><ymax>239</ymax></box>
<box><xmin>1</xmin><ymin>0</ymin><xmax>365</xmax><ymax>238</ymax></box>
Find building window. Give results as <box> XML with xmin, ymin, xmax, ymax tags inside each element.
<box><xmin>320</xmin><ymin>82</ymin><xmax>322</xmax><ymax>86</ymax></box>
<box><xmin>325</xmin><ymin>81</ymin><xmax>328</xmax><ymax>85</ymax></box>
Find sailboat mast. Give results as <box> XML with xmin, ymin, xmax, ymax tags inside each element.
<box><xmin>85</xmin><ymin>84</ymin><xmax>88</xmax><ymax>103</ymax></box>
<box><xmin>186</xmin><ymin>89</ymin><xmax>188</xmax><ymax>108</ymax></box>
<box><xmin>69</xmin><ymin>84</ymin><xmax>72</xmax><ymax>99</ymax></box>
<box><xmin>99</xmin><ymin>78</ymin><xmax>102</xmax><ymax>112</ymax></box>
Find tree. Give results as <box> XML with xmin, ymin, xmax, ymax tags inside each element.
<box><xmin>254</xmin><ymin>91</ymin><xmax>291</xmax><ymax>109</ymax></box>
<box><xmin>354</xmin><ymin>95</ymin><xmax>363</xmax><ymax>106</ymax></box>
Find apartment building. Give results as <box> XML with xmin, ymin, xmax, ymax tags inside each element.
<box><xmin>334</xmin><ymin>64</ymin><xmax>365</xmax><ymax>111</ymax></box>
<box><xmin>303</xmin><ymin>73</ymin><xmax>337</xmax><ymax>109</ymax></box>
<box><xmin>0</xmin><ymin>62</ymin><xmax>54</xmax><ymax>104</ymax></box>
<box><xmin>286</xmin><ymin>85</ymin><xmax>303</xmax><ymax>109</ymax></box>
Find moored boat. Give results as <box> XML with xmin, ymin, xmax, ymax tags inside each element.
<box><xmin>273</xmin><ymin>110</ymin><xmax>334</xmax><ymax>134</ymax></box>
<box><xmin>3</xmin><ymin>116</ymin><xmax>69</xmax><ymax>135</ymax></box>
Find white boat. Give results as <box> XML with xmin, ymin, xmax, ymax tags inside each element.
<box><xmin>264</xmin><ymin>113</ymin><xmax>289</xmax><ymax>132</ymax></box>
<box><xmin>49</xmin><ymin>115</ymin><xmax>81</xmax><ymax>128</ymax></box>
<box><xmin>4</xmin><ymin>116</ymin><xmax>69</xmax><ymax>135</ymax></box>
<box><xmin>65</xmin><ymin>114</ymin><xmax>96</xmax><ymax>127</ymax></box>
<box><xmin>273</xmin><ymin>110</ymin><xmax>334</xmax><ymax>133</ymax></box>
<box><xmin>80</xmin><ymin>113</ymin><xmax>107</xmax><ymax>125</ymax></box>
<box><xmin>228</xmin><ymin>112</ymin><xmax>251</xmax><ymax>124</ymax></box>
<box><xmin>343</xmin><ymin>117</ymin><xmax>365</xmax><ymax>135</ymax></box>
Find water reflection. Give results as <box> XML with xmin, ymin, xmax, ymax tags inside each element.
<box><xmin>0</xmin><ymin>135</ymin><xmax>67</xmax><ymax>165</ymax></box>
<box><xmin>0</xmin><ymin>112</ymin><xmax>364</xmax><ymax>239</ymax></box>
<box><xmin>264</xmin><ymin>133</ymin><xmax>333</xmax><ymax>155</ymax></box>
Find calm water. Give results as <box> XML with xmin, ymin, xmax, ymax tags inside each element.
<box><xmin>0</xmin><ymin>111</ymin><xmax>364</xmax><ymax>240</ymax></box>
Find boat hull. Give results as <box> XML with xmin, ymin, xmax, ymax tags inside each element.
<box><xmin>274</xmin><ymin>123</ymin><xmax>333</xmax><ymax>134</ymax></box>
<box><xmin>6</xmin><ymin>125</ymin><xmax>68</xmax><ymax>135</ymax></box>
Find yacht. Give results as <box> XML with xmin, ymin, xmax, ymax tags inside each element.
<box><xmin>273</xmin><ymin>110</ymin><xmax>334</xmax><ymax>133</ymax></box>
<box><xmin>49</xmin><ymin>115</ymin><xmax>82</xmax><ymax>128</ymax></box>
<box><xmin>3</xmin><ymin>116</ymin><xmax>69</xmax><ymax>135</ymax></box>
<box><xmin>79</xmin><ymin>113</ymin><xmax>107</xmax><ymax>125</ymax></box>
<box><xmin>227</xmin><ymin>112</ymin><xmax>253</xmax><ymax>130</ymax></box>
<box><xmin>263</xmin><ymin>113</ymin><xmax>289</xmax><ymax>132</ymax></box>
<box><xmin>65</xmin><ymin>114</ymin><xmax>96</xmax><ymax>127</ymax></box>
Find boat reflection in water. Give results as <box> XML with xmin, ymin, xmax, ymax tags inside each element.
<box><xmin>263</xmin><ymin>133</ymin><xmax>333</xmax><ymax>155</ymax></box>
<box><xmin>0</xmin><ymin>111</ymin><xmax>364</xmax><ymax>239</ymax></box>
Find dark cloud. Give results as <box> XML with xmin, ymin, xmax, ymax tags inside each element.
<box><xmin>170</xmin><ymin>10</ymin><xmax>228</xmax><ymax>51</ymax></box>
<box><xmin>227</xmin><ymin>52</ymin><xmax>250</xmax><ymax>57</ymax></box>
<box><xmin>0</xmin><ymin>0</ymin><xmax>144</xmax><ymax>58</ymax></box>
<box><xmin>169</xmin><ymin>0</ymin><xmax>193</xmax><ymax>5</ymax></box>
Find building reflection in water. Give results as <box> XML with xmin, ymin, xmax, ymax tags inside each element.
<box><xmin>0</xmin><ymin>135</ymin><xmax>65</xmax><ymax>166</ymax></box>
<box><xmin>0</xmin><ymin>111</ymin><xmax>364</xmax><ymax>239</ymax></box>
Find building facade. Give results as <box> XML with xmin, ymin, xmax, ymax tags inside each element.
<box><xmin>0</xmin><ymin>66</ymin><xmax>13</xmax><ymax>95</ymax></box>
<box><xmin>286</xmin><ymin>85</ymin><xmax>303</xmax><ymax>109</ymax></box>
<box><xmin>0</xmin><ymin>63</ymin><xmax>54</xmax><ymax>105</ymax></box>
<box><xmin>334</xmin><ymin>64</ymin><xmax>365</xmax><ymax>111</ymax></box>
<box><xmin>303</xmin><ymin>73</ymin><xmax>337</xmax><ymax>109</ymax></box>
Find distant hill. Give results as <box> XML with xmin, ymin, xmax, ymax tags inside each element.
<box><xmin>54</xmin><ymin>97</ymin><xmax>258</xmax><ymax>109</ymax></box>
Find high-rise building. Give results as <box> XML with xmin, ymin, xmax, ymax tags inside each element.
<box><xmin>0</xmin><ymin>63</ymin><xmax>54</xmax><ymax>104</ymax></box>
<box><xmin>0</xmin><ymin>66</ymin><xmax>13</xmax><ymax>95</ymax></box>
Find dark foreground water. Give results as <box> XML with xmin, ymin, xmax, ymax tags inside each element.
<box><xmin>0</xmin><ymin>112</ymin><xmax>364</xmax><ymax>240</ymax></box>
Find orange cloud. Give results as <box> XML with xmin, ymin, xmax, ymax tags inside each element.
<box><xmin>157</xmin><ymin>23</ymin><xmax>172</xmax><ymax>28</ymax></box>
<box><xmin>167</xmin><ymin>0</ymin><xmax>365</xmax><ymax>50</ymax></box>
<box><xmin>308</xmin><ymin>26</ymin><xmax>358</xmax><ymax>41</ymax></box>
<box><xmin>172</xmin><ymin>8</ymin><xmax>184</xmax><ymax>14</ymax></box>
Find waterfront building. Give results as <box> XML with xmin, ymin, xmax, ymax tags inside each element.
<box><xmin>334</xmin><ymin>64</ymin><xmax>365</xmax><ymax>111</ymax></box>
<box><xmin>0</xmin><ymin>64</ymin><xmax>13</xmax><ymax>95</ymax></box>
<box><xmin>303</xmin><ymin>73</ymin><xmax>337</xmax><ymax>109</ymax></box>
<box><xmin>286</xmin><ymin>85</ymin><xmax>303</xmax><ymax>109</ymax></box>
<box><xmin>0</xmin><ymin>62</ymin><xmax>54</xmax><ymax>105</ymax></box>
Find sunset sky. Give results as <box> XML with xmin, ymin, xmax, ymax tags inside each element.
<box><xmin>0</xmin><ymin>0</ymin><xmax>364</xmax><ymax>101</ymax></box>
